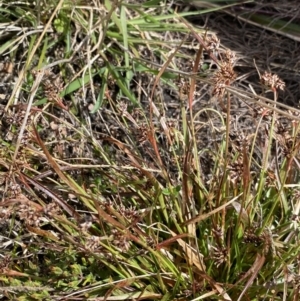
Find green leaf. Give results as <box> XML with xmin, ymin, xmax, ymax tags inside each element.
<box><xmin>91</xmin><ymin>68</ymin><xmax>108</xmax><ymax>113</ymax></box>
<box><xmin>106</xmin><ymin>63</ymin><xmax>139</xmax><ymax>106</ymax></box>
<box><xmin>51</xmin><ymin>266</ymin><xmax>63</xmax><ymax>276</ymax></box>
<box><xmin>162</xmin><ymin>188</ymin><xmax>171</xmax><ymax>196</ymax></box>
<box><xmin>71</xmin><ymin>264</ymin><xmax>82</xmax><ymax>276</ymax></box>
<box><xmin>53</xmin><ymin>14</ymin><xmax>69</xmax><ymax>34</ymax></box>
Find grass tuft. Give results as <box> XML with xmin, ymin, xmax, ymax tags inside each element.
<box><xmin>0</xmin><ymin>0</ymin><xmax>299</xmax><ymax>300</ymax></box>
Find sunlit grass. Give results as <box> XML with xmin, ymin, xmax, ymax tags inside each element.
<box><xmin>0</xmin><ymin>0</ymin><xmax>299</xmax><ymax>300</ymax></box>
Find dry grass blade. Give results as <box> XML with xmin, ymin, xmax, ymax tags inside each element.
<box><xmin>32</xmin><ymin>125</ymin><xmax>84</xmax><ymax>196</ymax></box>
<box><xmin>169</xmin><ymin>230</ymin><xmax>206</xmax><ymax>272</ymax></box>
<box><xmin>12</xmin><ymin>69</ymin><xmax>45</xmax><ymax>163</ymax></box>
<box><xmin>0</xmin><ymin>270</ymin><xmax>30</xmax><ymax>277</ymax></box>
<box><xmin>102</xmin><ymin>136</ymin><xmax>158</xmax><ymax>184</ymax></box>
<box><xmin>149</xmin><ymin>37</ymin><xmax>186</xmax><ymax>146</ymax></box>
<box><xmin>90</xmin><ymin>194</ymin><xmax>149</xmax><ymax>247</ymax></box>
<box><xmin>225</xmin><ymin>85</ymin><xmax>300</xmax><ymax>120</ymax></box>
<box><xmin>184</xmin><ymin>193</ymin><xmax>242</xmax><ymax>225</ymax></box>
<box><xmin>19</xmin><ymin>172</ymin><xmax>80</xmax><ymax>221</ymax></box>
<box><xmin>166</xmin><ymin>229</ymin><xmax>232</xmax><ymax>300</ymax></box>
<box><xmin>0</xmin><ymin>193</ymin><xmax>43</xmax><ymax>211</ymax></box>
<box><xmin>26</xmin><ymin>224</ymin><xmax>60</xmax><ymax>241</ymax></box>
<box><xmin>178</xmin><ymin>14</ymin><xmax>220</xmax><ymax>66</ymax></box>
<box><xmin>236</xmin><ymin>254</ymin><xmax>266</xmax><ymax>301</ymax></box>
<box><xmin>188</xmin><ymin>37</ymin><xmax>204</xmax><ymax>111</ymax></box>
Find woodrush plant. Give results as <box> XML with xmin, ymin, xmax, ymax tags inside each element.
<box><xmin>0</xmin><ymin>0</ymin><xmax>299</xmax><ymax>300</ymax></box>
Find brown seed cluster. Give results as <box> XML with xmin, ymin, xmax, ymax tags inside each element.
<box><xmin>18</xmin><ymin>202</ymin><xmax>44</xmax><ymax>226</ymax></box>
<box><xmin>135</xmin><ymin>124</ymin><xmax>150</xmax><ymax>146</ymax></box>
<box><xmin>212</xmin><ymin>247</ymin><xmax>228</xmax><ymax>267</ymax></box>
<box><xmin>244</xmin><ymin>228</ymin><xmax>263</xmax><ymax>246</ymax></box>
<box><xmin>206</xmin><ymin>35</ymin><xmax>220</xmax><ymax>53</ymax></box>
<box><xmin>212</xmin><ymin>50</ymin><xmax>237</xmax><ymax>97</ymax></box>
<box><xmin>34</xmin><ymin>69</ymin><xmax>67</xmax><ymax>110</ymax></box>
<box><xmin>260</xmin><ymin>71</ymin><xmax>285</xmax><ymax>91</ymax></box>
